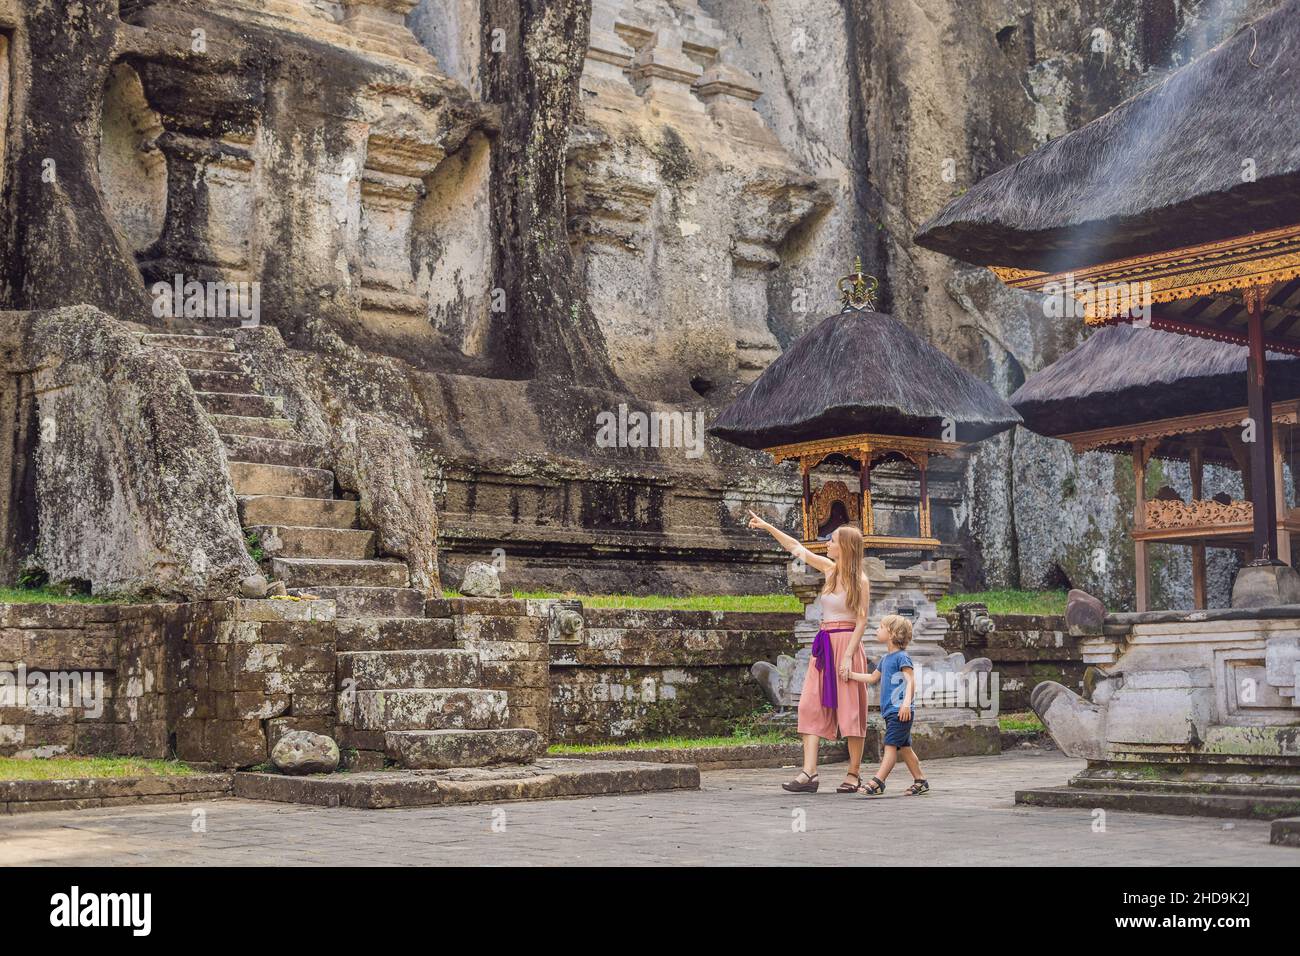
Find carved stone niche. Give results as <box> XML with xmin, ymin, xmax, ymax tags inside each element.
<box><xmin>98</xmin><ymin>63</ymin><xmax>167</xmax><ymax>257</ymax></box>
<box><xmin>628</xmin><ymin>27</ymin><xmax>705</xmax><ymax>111</ymax></box>
<box><xmin>360</xmin><ymin>134</ymin><xmax>445</xmax><ymax>334</ymax></box>
<box><xmin>140</xmin><ymin>128</ymin><xmax>256</xmax><ymax>291</ymax></box>
<box><xmin>342</xmin><ymin>0</ymin><xmax>435</xmax><ymax>63</ymax></box>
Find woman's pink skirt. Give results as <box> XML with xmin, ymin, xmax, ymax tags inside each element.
<box><xmin>797</xmin><ymin>622</ymin><xmax>868</xmax><ymax>740</ymax></box>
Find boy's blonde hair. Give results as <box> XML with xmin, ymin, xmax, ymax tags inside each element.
<box><xmin>881</xmin><ymin>614</ymin><xmax>913</xmax><ymax>649</ymax></box>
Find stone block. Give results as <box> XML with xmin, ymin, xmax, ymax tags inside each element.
<box><xmin>1107</xmin><ymin>681</ymin><xmax>1213</xmax><ymax>746</ymax></box>
<box><xmin>451</xmin><ymin>598</ymin><xmax>527</xmax><ymax>617</ymax></box>
<box><xmin>234</xmin><ymin>599</ymin><xmax>336</xmax><ymax>623</ymax></box>
<box><xmin>291</xmin><ymin>693</ymin><xmax>336</xmax><ymax>717</ymax></box>
<box><xmin>72</xmin><ymin>721</ymin><xmax>119</xmax><ymax>755</ymax></box>
<box><xmin>385</xmin><ymin>728</ymin><xmax>543</xmax><ymax>769</ymax></box>
<box><xmin>480</xmin><ymin>660</ymin><xmax>549</xmax><ymax>688</ymax></box>
<box><xmin>1065</xmin><ymin>589</ymin><xmax>1105</xmax><ymax>636</ymax></box>
<box><xmin>174</xmin><ymin>720</ymin><xmax>206</xmax><ymax>762</ymax></box>
<box><xmin>1265</xmin><ymin>635</ymin><xmax>1300</xmax><ymax>691</ymax></box>
<box><xmin>257</xmin><ymin>621</ymin><xmax>337</xmax><ymax>646</ymax></box>
<box><xmin>206</xmin><ymin>719</ymin><xmax>268</xmax><ymax>768</ymax></box>
<box><xmin>278</xmin><ymin>645</ymin><xmax>336</xmax><ymax>674</ymax></box>
<box><xmin>277</xmin><ymin>673</ymin><xmax>334</xmax><ymax>696</ymax></box>
<box><xmin>217</xmin><ymin>691</ymin><xmax>290</xmax><ymax>721</ymax></box>
<box><xmin>229</xmin><ymin>643</ymin><xmax>283</xmax><ymax>673</ymax></box>
<box><xmin>0</xmin><ymin>605</ymin><xmax>87</xmax><ymax>629</ymax></box>
<box><xmin>1232</xmin><ymin>563</ymin><xmax>1300</xmax><ymax>609</ymax></box>
<box><xmin>457</xmin><ymin>613</ymin><xmax>542</xmax><ymax>644</ymax></box>
<box><xmin>354</xmin><ymin>688</ymin><xmax>507</xmax><ymax>732</ymax></box>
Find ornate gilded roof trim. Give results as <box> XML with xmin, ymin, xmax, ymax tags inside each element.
<box><xmin>1058</xmin><ymin>400</ymin><xmax>1300</xmax><ymax>454</ymax></box>
<box><xmin>764</xmin><ymin>431</ymin><xmax>965</xmax><ymax>465</ymax></box>
<box><xmin>989</xmin><ymin>222</ymin><xmax>1300</xmax><ymax>321</ymax></box>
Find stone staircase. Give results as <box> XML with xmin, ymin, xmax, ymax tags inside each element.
<box><xmin>144</xmin><ymin>330</ymin><xmax>541</xmax><ymax>769</ymax></box>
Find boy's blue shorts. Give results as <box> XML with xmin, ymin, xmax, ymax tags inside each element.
<box><xmin>883</xmin><ymin>714</ymin><xmax>913</xmax><ymax>748</ymax></box>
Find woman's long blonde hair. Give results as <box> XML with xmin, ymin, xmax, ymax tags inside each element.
<box><xmin>825</xmin><ymin>525</ymin><xmax>869</xmax><ymax>617</ymax></box>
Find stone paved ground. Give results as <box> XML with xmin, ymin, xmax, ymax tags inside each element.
<box><xmin>0</xmin><ymin>751</ymin><xmax>1293</xmax><ymax>865</ymax></box>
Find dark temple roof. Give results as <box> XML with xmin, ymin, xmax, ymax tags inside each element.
<box><xmin>709</xmin><ymin>307</ymin><xmax>1021</xmax><ymax>450</ymax></box>
<box><xmin>914</xmin><ymin>0</ymin><xmax>1300</xmax><ymax>272</ymax></box>
<box><xmin>1011</xmin><ymin>323</ymin><xmax>1300</xmax><ymax>455</ymax></box>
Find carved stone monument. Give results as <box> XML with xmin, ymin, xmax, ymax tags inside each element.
<box><xmin>1018</xmin><ymin>592</ymin><xmax>1300</xmax><ymax>822</ymax></box>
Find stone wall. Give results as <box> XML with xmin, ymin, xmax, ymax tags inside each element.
<box><xmin>0</xmin><ymin>599</ymin><xmax>336</xmax><ymax>767</ymax></box>
<box><xmin>173</xmin><ymin>600</ymin><xmax>338</xmax><ymax>768</ymax></box>
<box><xmin>437</xmin><ymin>597</ymin><xmax>552</xmax><ymax>738</ymax></box>
<box><xmin>4</xmin><ymin>596</ymin><xmax>800</xmax><ymax>761</ymax></box>
<box><xmin>942</xmin><ymin>613</ymin><xmax>1083</xmax><ymax>714</ymax></box>
<box><xmin>1</xmin><ymin>602</ymin><xmax>178</xmax><ymax>758</ymax></box>
<box><xmin>550</xmin><ymin>607</ymin><xmax>800</xmax><ymax>743</ymax></box>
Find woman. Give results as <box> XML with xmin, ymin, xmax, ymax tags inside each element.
<box><xmin>748</xmin><ymin>511</ymin><xmax>870</xmax><ymax>793</ymax></box>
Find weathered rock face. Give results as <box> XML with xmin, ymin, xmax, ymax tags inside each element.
<box><xmin>0</xmin><ymin>306</ymin><xmax>256</xmax><ymax>597</ymax></box>
<box><xmin>0</xmin><ymin>0</ymin><xmax>1287</xmax><ymax>605</ymax></box>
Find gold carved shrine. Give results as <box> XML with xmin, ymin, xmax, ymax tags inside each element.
<box><xmin>764</xmin><ymin>431</ymin><xmax>964</xmax><ymax>553</ymax></box>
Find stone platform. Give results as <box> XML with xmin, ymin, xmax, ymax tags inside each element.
<box><xmin>1026</xmin><ymin>604</ymin><xmax>1300</xmax><ymax>825</ymax></box>
<box><xmin>0</xmin><ymin>773</ymin><xmax>234</xmax><ymax>815</ymax></box>
<box><xmin>893</xmin><ymin>712</ymin><xmax>1001</xmax><ymax>759</ymax></box>
<box><xmin>1017</xmin><ymin>763</ymin><xmax>1300</xmax><ymax>821</ymax></box>
<box><xmin>232</xmin><ymin>758</ymin><xmax>698</xmax><ymax>809</ymax></box>
<box><xmin>1017</xmin><ymin>782</ymin><xmax>1300</xmax><ymax>820</ymax></box>
<box><xmin>1272</xmin><ymin>817</ymin><xmax>1300</xmax><ymax>846</ymax></box>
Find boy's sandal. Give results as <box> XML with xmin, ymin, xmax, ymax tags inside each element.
<box><xmin>782</xmin><ymin>771</ymin><xmax>820</xmax><ymax>793</ymax></box>
<box><xmin>836</xmin><ymin>773</ymin><xmax>862</xmax><ymax>794</ymax></box>
<box><xmin>858</xmin><ymin>776</ymin><xmax>885</xmax><ymax>796</ymax></box>
<box><xmin>905</xmin><ymin>779</ymin><xmax>930</xmax><ymax>795</ymax></box>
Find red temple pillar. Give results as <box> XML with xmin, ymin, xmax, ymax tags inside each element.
<box><xmin>1245</xmin><ymin>286</ymin><xmax>1280</xmax><ymax>563</ymax></box>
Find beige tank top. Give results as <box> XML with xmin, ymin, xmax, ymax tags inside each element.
<box><xmin>821</xmin><ymin>588</ymin><xmax>854</xmax><ymax>622</ymax></box>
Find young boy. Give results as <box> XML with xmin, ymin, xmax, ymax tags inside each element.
<box><xmin>848</xmin><ymin>614</ymin><xmax>929</xmax><ymax>796</ymax></box>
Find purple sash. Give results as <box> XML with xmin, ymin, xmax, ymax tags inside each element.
<box><xmin>811</xmin><ymin>627</ymin><xmax>849</xmax><ymax>710</ymax></box>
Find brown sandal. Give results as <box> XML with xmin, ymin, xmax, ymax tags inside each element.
<box><xmin>836</xmin><ymin>773</ymin><xmax>862</xmax><ymax>794</ymax></box>
<box><xmin>782</xmin><ymin>771</ymin><xmax>819</xmax><ymax>793</ymax></box>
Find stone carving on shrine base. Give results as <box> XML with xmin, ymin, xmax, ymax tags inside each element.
<box><xmin>1030</xmin><ymin>589</ymin><xmax>1300</xmax><ymax>788</ymax></box>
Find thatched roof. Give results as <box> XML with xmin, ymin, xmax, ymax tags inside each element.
<box><xmin>1011</xmin><ymin>323</ymin><xmax>1300</xmax><ymax>450</ymax></box>
<box><xmin>914</xmin><ymin>0</ymin><xmax>1300</xmax><ymax>271</ymax></box>
<box><xmin>709</xmin><ymin>308</ymin><xmax>1021</xmax><ymax>450</ymax></box>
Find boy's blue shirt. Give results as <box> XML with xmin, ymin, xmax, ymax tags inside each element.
<box><xmin>879</xmin><ymin>649</ymin><xmax>914</xmax><ymax>718</ymax></box>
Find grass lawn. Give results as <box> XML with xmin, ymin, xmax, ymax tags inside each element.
<box><xmin>937</xmin><ymin>589</ymin><xmax>1067</xmax><ymax>616</ymax></box>
<box><xmin>490</xmin><ymin>589</ymin><xmax>1063</xmax><ymax>616</ymax></box>
<box><xmin>998</xmin><ymin>712</ymin><xmax>1046</xmax><ymax>733</ymax></box>
<box><xmin>0</xmin><ymin>756</ymin><xmax>198</xmax><ymax>781</ymax></box>
<box><xmin>548</xmin><ymin>732</ymin><xmax>791</xmax><ymax>754</ymax></box>
<box><xmin>504</xmin><ymin>592</ymin><xmax>803</xmax><ymax>613</ymax></box>
<box><xmin>0</xmin><ymin>586</ymin><xmax>121</xmax><ymax>605</ymax></box>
